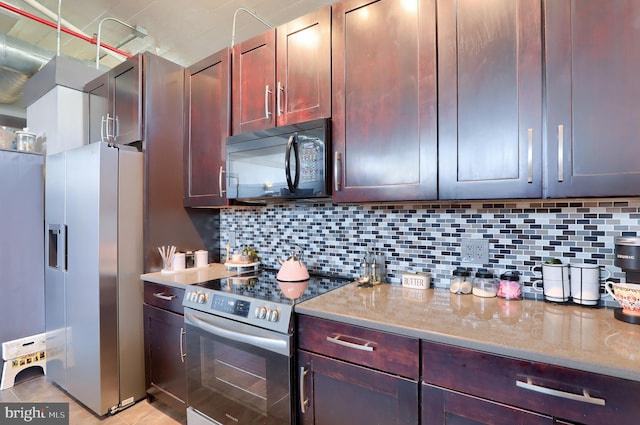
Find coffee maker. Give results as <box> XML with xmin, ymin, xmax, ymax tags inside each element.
<box><xmin>613</xmin><ymin>237</ymin><xmax>640</xmax><ymax>324</ymax></box>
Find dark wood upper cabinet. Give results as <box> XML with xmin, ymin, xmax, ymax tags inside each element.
<box><xmin>184</xmin><ymin>48</ymin><xmax>231</xmax><ymax>207</ymax></box>
<box><xmin>231</xmin><ymin>7</ymin><xmax>331</xmax><ymax>135</ymax></box>
<box><xmin>438</xmin><ymin>0</ymin><xmax>543</xmax><ymax>200</ymax></box>
<box><xmin>276</xmin><ymin>7</ymin><xmax>331</xmax><ymax>126</ymax></box>
<box><xmin>545</xmin><ymin>0</ymin><xmax>640</xmax><ymax>198</ymax></box>
<box><xmin>332</xmin><ymin>0</ymin><xmax>438</xmax><ymax>203</ymax></box>
<box><xmin>85</xmin><ymin>55</ymin><xmax>143</xmax><ymax>145</ymax></box>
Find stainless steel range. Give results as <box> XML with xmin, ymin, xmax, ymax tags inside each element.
<box><xmin>182</xmin><ymin>268</ymin><xmax>352</xmax><ymax>425</ymax></box>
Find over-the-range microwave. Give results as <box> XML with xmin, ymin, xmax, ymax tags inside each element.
<box><xmin>226</xmin><ymin>119</ymin><xmax>331</xmax><ymax>201</ymax></box>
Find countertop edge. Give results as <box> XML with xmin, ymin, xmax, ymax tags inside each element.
<box><xmin>294</xmin><ymin>304</ymin><xmax>640</xmax><ymax>383</ymax></box>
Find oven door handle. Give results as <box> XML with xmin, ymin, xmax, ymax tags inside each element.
<box><xmin>185</xmin><ymin>310</ymin><xmax>290</xmax><ymax>356</ymax></box>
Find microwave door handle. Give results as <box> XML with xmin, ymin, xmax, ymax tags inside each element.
<box><xmin>293</xmin><ymin>135</ymin><xmax>300</xmax><ymax>189</ymax></box>
<box><xmin>285</xmin><ymin>134</ymin><xmax>295</xmax><ymax>192</ymax></box>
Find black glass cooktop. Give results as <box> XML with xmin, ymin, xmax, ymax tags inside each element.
<box><xmin>192</xmin><ymin>268</ymin><xmax>353</xmax><ymax>305</ymax></box>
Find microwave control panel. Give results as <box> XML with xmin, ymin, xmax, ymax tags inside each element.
<box><xmin>299</xmin><ymin>140</ymin><xmax>324</xmax><ymax>183</ymax></box>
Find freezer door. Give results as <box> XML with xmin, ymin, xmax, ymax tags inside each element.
<box><xmin>44</xmin><ymin>151</ymin><xmax>68</xmax><ymax>390</ymax></box>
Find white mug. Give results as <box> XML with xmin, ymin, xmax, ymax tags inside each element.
<box><xmin>570</xmin><ymin>264</ymin><xmax>610</xmax><ymax>305</ymax></box>
<box><xmin>195</xmin><ymin>250</ymin><xmax>208</xmax><ymax>268</ymax></box>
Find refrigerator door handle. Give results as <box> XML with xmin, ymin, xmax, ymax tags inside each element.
<box><xmin>47</xmin><ymin>224</ymin><xmax>67</xmax><ymax>271</ymax></box>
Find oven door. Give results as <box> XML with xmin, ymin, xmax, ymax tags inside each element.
<box><xmin>184</xmin><ymin>307</ymin><xmax>293</xmax><ymax>425</ymax></box>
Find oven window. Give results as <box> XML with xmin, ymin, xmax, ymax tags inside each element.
<box><xmin>186</xmin><ymin>322</ymin><xmax>292</xmax><ymax>425</ymax></box>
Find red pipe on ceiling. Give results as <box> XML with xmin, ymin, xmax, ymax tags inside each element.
<box><xmin>0</xmin><ymin>1</ymin><xmax>133</xmax><ymax>58</ymax></box>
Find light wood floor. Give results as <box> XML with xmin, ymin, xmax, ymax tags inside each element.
<box><xmin>0</xmin><ymin>368</ymin><xmax>186</xmax><ymax>425</ymax></box>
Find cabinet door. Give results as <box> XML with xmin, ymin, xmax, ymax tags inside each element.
<box><xmin>143</xmin><ymin>303</ymin><xmax>186</xmax><ymax>409</ymax></box>
<box><xmin>422</xmin><ymin>384</ymin><xmax>552</xmax><ymax>425</ymax></box>
<box><xmin>276</xmin><ymin>6</ymin><xmax>331</xmax><ymax>126</ymax></box>
<box><xmin>298</xmin><ymin>350</ymin><xmax>418</xmax><ymax>425</ymax></box>
<box><xmin>111</xmin><ymin>55</ymin><xmax>143</xmax><ymax>144</ymax></box>
<box><xmin>184</xmin><ymin>48</ymin><xmax>231</xmax><ymax>207</ymax></box>
<box><xmin>545</xmin><ymin>0</ymin><xmax>640</xmax><ymax>197</ymax></box>
<box><xmin>438</xmin><ymin>0</ymin><xmax>542</xmax><ymax>199</ymax></box>
<box><xmin>85</xmin><ymin>73</ymin><xmax>109</xmax><ymax>144</ymax></box>
<box><xmin>232</xmin><ymin>30</ymin><xmax>276</xmax><ymax>134</ymax></box>
<box><xmin>332</xmin><ymin>0</ymin><xmax>438</xmax><ymax>202</ymax></box>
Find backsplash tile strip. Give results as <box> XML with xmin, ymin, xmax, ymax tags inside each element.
<box><xmin>219</xmin><ymin>198</ymin><xmax>640</xmax><ymax>307</ymax></box>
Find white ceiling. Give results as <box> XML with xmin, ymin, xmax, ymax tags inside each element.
<box><xmin>0</xmin><ymin>0</ymin><xmax>337</xmax><ymax>120</ymax></box>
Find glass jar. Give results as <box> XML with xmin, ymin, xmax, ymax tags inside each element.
<box><xmin>450</xmin><ymin>267</ymin><xmax>472</xmax><ymax>294</ymax></box>
<box><xmin>472</xmin><ymin>268</ymin><xmax>498</xmax><ymax>297</ymax></box>
<box><xmin>374</xmin><ymin>251</ymin><xmax>386</xmax><ymax>283</ymax></box>
<box><xmin>497</xmin><ymin>270</ymin><xmax>522</xmax><ymax>300</ymax></box>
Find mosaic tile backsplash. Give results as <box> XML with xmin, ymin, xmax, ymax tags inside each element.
<box><xmin>219</xmin><ymin>198</ymin><xmax>640</xmax><ymax>306</ymax></box>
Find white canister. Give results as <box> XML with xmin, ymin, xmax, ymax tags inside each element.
<box><xmin>570</xmin><ymin>263</ymin><xmax>610</xmax><ymax>305</ymax></box>
<box><xmin>172</xmin><ymin>252</ymin><xmax>186</xmax><ymax>271</ymax></box>
<box><xmin>195</xmin><ymin>250</ymin><xmax>208</xmax><ymax>268</ymax></box>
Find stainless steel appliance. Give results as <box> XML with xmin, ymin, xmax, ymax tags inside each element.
<box><xmin>0</xmin><ymin>149</ymin><xmax>44</xmax><ymax>346</ymax></box>
<box><xmin>612</xmin><ymin>237</ymin><xmax>640</xmax><ymax>324</ymax></box>
<box><xmin>226</xmin><ymin>119</ymin><xmax>330</xmax><ymax>201</ymax></box>
<box><xmin>44</xmin><ymin>142</ymin><xmax>145</xmax><ymax>415</ymax></box>
<box><xmin>183</xmin><ymin>269</ymin><xmax>351</xmax><ymax>425</ymax></box>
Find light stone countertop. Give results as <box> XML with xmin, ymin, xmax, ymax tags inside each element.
<box><xmin>295</xmin><ymin>283</ymin><xmax>640</xmax><ymax>383</ymax></box>
<box><xmin>141</xmin><ymin>263</ymin><xmax>242</xmax><ymax>288</ymax></box>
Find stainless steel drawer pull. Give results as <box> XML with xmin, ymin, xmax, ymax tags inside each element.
<box><xmin>557</xmin><ymin>124</ymin><xmax>564</xmax><ymax>182</ymax></box>
<box><xmin>326</xmin><ymin>335</ymin><xmax>374</xmax><ymax>352</ymax></box>
<box><xmin>265</xmin><ymin>85</ymin><xmax>272</xmax><ymax>118</ymax></box>
<box><xmin>218</xmin><ymin>165</ymin><xmax>226</xmax><ymax>197</ymax></box>
<box><xmin>334</xmin><ymin>151</ymin><xmax>342</xmax><ymax>192</ymax></box>
<box><xmin>277</xmin><ymin>81</ymin><xmax>284</xmax><ymax>116</ymax></box>
<box><xmin>180</xmin><ymin>327</ymin><xmax>186</xmax><ymax>363</ymax></box>
<box><xmin>152</xmin><ymin>292</ymin><xmax>177</xmax><ymax>301</ymax></box>
<box><xmin>516</xmin><ymin>378</ymin><xmax>605</xmax><ymax>406</ymax></box>
<box><xmin>299</xmin><ymin>366</ymin><xmax>309</xmax><ymax>414</ymax></box>
<box><xmin>527</xmin><ymin>128</ymin><xmax>533</xmax><ymax>183</ymax></box>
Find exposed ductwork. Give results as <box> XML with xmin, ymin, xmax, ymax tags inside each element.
<box><xmin>0</xmin><ymin>33</ymin><xmax>53</xmax><ymax>104</ymax></box>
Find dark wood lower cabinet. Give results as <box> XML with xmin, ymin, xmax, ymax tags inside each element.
<box><xmin>422</xmin><ymin>384</ymin><xmax>552</xmax><ymax>425</ymax></box>
<box><xmin>297</xmin><ymin>350</ymin><xmax>418</xmax><ymax>425</ymax></box>
<box><xmin>143</xmin><ymin>282</ymin><xmax>186</xmax><ymax>412</ymax></box>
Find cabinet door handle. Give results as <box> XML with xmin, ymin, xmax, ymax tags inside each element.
<box><xmin>114</xmin><ymin>116</ymin><xmax>120</xmax><ymax>140</ymax></box>
<box><xmin>516</xmin><ymin>377</ymin><xmax>605</xmax><ymax>406</ymax></box>
<box><xmin>152</xmin><ymin>292</ymin><xmax>177</xmax><ymax>301</ymax></box>
<box><xmin>277</xmin><ymin>81</ymin><xmax>284</xmax><ymax>117</ymax></box>
<box><xmin>265</xmin><ymin>85</ymin><xmax>272</xmax><ymax>118</ymax></box>
<box><xmin>100</xmin><ymin>115</ymin><xmax>106</xmax><ymax>142</ymax></box>
<box><xmin>557</xmin><ymin>124</ymin><xmax>564</xmax><ymax>182</ymax></box>
<box><xmin>527</xmin><ymin>128</ymin><xmax>533</xmax><ymax>183</ymax></box>
<box><xmin>180</xmin><ymin>327</ymin><xmax>186</xmax><ymax>363</ymax></box>
<box><xmin>326</xmin><ymin>335</ymin><xmax>374</xmax><ymax>352</ymax></box>
<box><xmin>299</xmin><ymin>366</ymin><xmax>309</xmax><ymax>414</ymax></box>
<box><xmin>103</xmin><ymin>114</ymin><xmax>114</xmax><ymax>141</ymax></box>
<box><xmin>218</xmin><ymin>166</ymin><xmax>226</xmax><ymax>197</ymax></box>
<box><xmin>334</xmin><ymin>151</ymin><xmax>342</xmax><ymax>192</ymax></box>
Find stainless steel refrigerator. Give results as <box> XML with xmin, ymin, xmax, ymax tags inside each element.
<box><xmin>44</xmin><ymin>141</ymin><xmax>145</xmax><ymax>415</ymax></box>
<box><xmin>0</xmin><ymin>149</ymin><xmax>44</xmax><ymax>346</ymax></box>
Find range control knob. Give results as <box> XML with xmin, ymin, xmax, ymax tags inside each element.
<box><xmin>255</xmin><ymin>306</ymin><xmax>267</xmax><ymax>319</ymax></box>
<box><xmin>197</xmin><ymin>292</ymin><xmax>207</xmax><ymax>304</ymax></box>
<box><xmin>267</xmin><ymin>309</ymin><xmax>279</xmax><ymax>322</ymax></box>
<box><xmin>187</xmin><ymin>291</ymin><xmax>197</xmax><ymax>303</ymax></box>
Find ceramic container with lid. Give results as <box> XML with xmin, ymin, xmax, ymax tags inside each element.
<box><xmin>472</xmin><ymin>268</ymin><xmax>498</xmax><ymax>297</ymax></box>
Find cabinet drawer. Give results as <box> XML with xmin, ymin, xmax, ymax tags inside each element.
<box><xmin>297</xmin><ymin>315</ymin><xmax>419</xmax><ymax>380</ymax></box>
<box><xmin>144</xmin><ymin>281</ymin><xmax>185</xmax><ymax>314</ymax></box>
<box><xmin>422</xmin><ymin>340</ymin><xmax>640</xmax><ymax>425</ymax></box>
